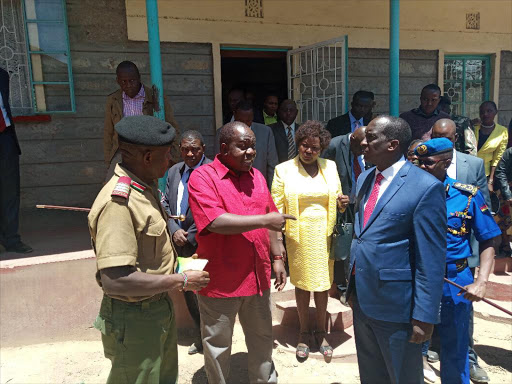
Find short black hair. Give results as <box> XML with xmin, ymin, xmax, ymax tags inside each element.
<box><xmin>295</xmin><ymin>120</ymin><xmax>332</xmax><ymax>151</ymax></box>
<box><xmin>116</xmin><ymin>61</ymin><xmax>140</xmax><ymax>77</ymax></box>
<box><xmin>235</xmin><ymin>100</ymin><xmax>254</xmax><ymax>112</ymax></box>
<box><xmin>439</xmin><ymin>95</ymin><xmax>451</xmax><ymax>106</ymax></box>
<box><xmin>378</xmin><ymin>115</ymin><xmax>412</xmax><ymax>153</ymax></box>
<box><xmin>422</xmin><ymin>84</ymin><xmax>441</xmax><ymax>94</ymax></box>
<box><xmin>219</xmin><ymin>122</ymin><xmax>249</xmax><ymax>147</ymax></box>
<box><xmin>264</xmin><ymin>93</ymin><xmax>279</xmax><ymax>101</ymax></box>
<box><xmin>480</xmin><ymin>100</ymin><xmax>498</xmax><ymax>111</ymax></box>
<box><xmin>180</xmin><ymin>130</ymin><xmax>204</xmax><ymax>146</ymax></box>
<box><xmin>353</xmin><ymin>90</ymin><xmax>375</xmax><ymax>101</ymax></box>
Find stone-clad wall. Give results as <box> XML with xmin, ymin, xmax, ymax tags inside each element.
<box><xmin>499</xmin><ymin>51</ymin><xmax>512</xmax><ymax>128</ymax></box>
<box><xmin>17</xmin><ymin>0</ymin><xmax>214</xmax><ymax>209</ymax></box>
<box><xmin>348</xmin><ymin>48</ymin><xmax>438</xmax><ymax>116</ymax></box>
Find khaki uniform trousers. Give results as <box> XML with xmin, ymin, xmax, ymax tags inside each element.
<box><xmin>198</xmin><ymin>289</ymin><xmax>277</xmax><ymax>384</ymax></box>
<box><xmin>96</xmin><ymin>294</ymin><xmax>178</xmax><ymax>384</ymax></box>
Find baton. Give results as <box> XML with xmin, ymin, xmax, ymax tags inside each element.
<box><xmin>444</xmin><ymin>277</ymin><xmax>512</xmax><ymax>317</ymax></box>
<box><xmin>36</xmin><ymin>204</ymin><xmax>186</xmax><ymax>221</ymax></box>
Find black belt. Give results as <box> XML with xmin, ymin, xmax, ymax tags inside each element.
<box><xmin>447</xmin><ymin>258</ymin><xmax>468</xmax><ymax>274</ymax></box>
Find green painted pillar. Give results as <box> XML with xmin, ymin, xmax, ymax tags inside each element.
<box><xmin>389</xmin><ymin>0</ymin><xmax>400</xmax><ymax>116</ymax></box>
<box><xmin>146</xmin><ymin>0</ymin><xmax>168</xmax><ymax>191</ymax></box>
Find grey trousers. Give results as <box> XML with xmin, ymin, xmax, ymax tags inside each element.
<box><xmin>197</xmin><ymin>289</ymin><xmax>277</xmax><ymax>384</ymax></box>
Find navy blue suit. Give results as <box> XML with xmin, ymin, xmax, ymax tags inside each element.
<box><xmin>348</xmin><ymin>160</ymin><xmax>447</xmax><ymax>383</ymax></box>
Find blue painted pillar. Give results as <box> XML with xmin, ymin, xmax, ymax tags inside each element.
<box><xmin>389</xmin><ymin>0</ymin><xmax>400</xmax><ymax>116</ymax></box>
<box><xmin>146</xmin><ymin>0</ymin><xmax>168</xmax><ymax>191</ymax></box>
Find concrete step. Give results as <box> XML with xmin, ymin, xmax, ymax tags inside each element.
<box><xmin>484</xmin><ymin>272</ymin><xmax>512</xmax><ymax>302</ymax></box>
<box><xmin>473</xmin><ymin>298</ymin><xmax>512</xmax><ymax>325</ymax></box>
<box><xmin>274</xmin><ymin>296</ymin><xmax>353</xmax><ymax>332</ymax></box>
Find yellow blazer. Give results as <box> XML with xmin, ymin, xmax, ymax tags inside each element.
<box><xmin>475</xmin><ymin>123</ymin><xmax>509</xmax><ymax>176</ymax></box>
<box><xmin>271</xmin><ymin>156</ymin><xmax>342</xmax><ymax>242</ymax></box>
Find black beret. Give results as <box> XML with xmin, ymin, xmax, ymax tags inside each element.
<box><xmin>115</xmin><ymin>115</ymin><xmax>176</xmax><ymax>146</ymax></box>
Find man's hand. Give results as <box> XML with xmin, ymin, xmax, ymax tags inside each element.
<box><xmin>183</xmin><ymin>270</ymin><xmax>210</xmax><ymax>291</ymax></box>
<box><xmin>263</xmin><ymin>212</ymin><xmax>296</xmax><ymax>232</ymax></box>
<box><xmin>172</xmin><ymin>229</ymin><xmax>188</xmax><ymax>247</ymax></box>
<box><xmin>273</xmin><ymin>260</ymin><xmax>287</xmax><ymax>291</ymax></box>
<box><xmin>460</xmin><ymin>281</ymin><xmax>487</xmax><ymax>302</ymax></box>
<box><xmin>409</xmin><ymin>319</ymin><xmax>434</xmax><ymax>344</ymax></box>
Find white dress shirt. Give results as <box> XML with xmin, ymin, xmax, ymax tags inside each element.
<box><xmin>447</xmin><ymin>149</ymin><xmax>457</xmax><ymax>179</ymax></box>
<box><xmin>364</xmin><ymin>156</ymin><xmax>407</xmax><ymax>209</ymax></box>
<box><xmin>283</xmin><ymin>121</ymin><xmax>296</xmax><ymax>136</ymax></box>
<box><xmin>176</xmin><ymin>155</ymin><xmax>205</xmax><ymax>216</ymax></box>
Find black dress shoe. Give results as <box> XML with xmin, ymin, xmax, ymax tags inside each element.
<box><xmin>6</xmin><ymin>242</ymin><xmax>33</xmax><ymax>254</ymax></box>
<box><xmin>470</xmin><ymin>364</ymin><xmax>489</xmax><ymax>383</ymax></box>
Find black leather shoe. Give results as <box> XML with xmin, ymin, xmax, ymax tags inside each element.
<box><xmin>470</xmin><ymin>364</ymin><xmax>489</xmax><ymax>383</ymax></box>
<box><xmin>6</xmin><ymin>242</ymin><xmax>33</xmax><ymax>254</ymax></box>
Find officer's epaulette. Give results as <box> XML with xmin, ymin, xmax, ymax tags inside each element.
<box><xmin>452</xmin><ymin>182</ymin><xmax>478</xmax><ymax>196</ymax></box>
<box><xmin>111</xmin><ymin>176</ymin><xmax>147</xmax><ymax>200</ymax></box>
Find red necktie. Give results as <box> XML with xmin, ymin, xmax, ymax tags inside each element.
<box><xmin>363</xmin><ymin>173</ymin><xmax>384</xmax><ymax>227</ymax></box>
<box><xmin>0</xmin><ymin>111</ymin><xmax>6</xmax><ymax>133</ymax></box>
<box><xmin>353</xmin><ymin>154</ymin><xmax>362</xmax><ymax>182</ymax></box>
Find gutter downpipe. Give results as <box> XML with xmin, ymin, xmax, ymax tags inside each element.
<box><xmin>389</xmin><ymin>0</ymin><xmax>400</xmax><ymax>116</ymax></box>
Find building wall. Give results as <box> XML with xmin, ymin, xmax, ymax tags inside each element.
<box><xmin>17</xmin><ymin>0</ymin><xmax>214</xmax><ymax>209</ymax></box>
<box><xmin>348</xmin><ymin>48</ymin><xmax>437</xmax><ymax>115</ymax></box>
<box><xmin>126</xmin><ymin>0</ymin><xmax>512</xmax><ymax>52</ymax></box>
<box><xmin>499</xmin><ymin>51</ymin><xmax>512</xmax><ymax>128</ymax></box>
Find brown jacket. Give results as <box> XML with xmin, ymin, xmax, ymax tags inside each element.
<box><xmin>103</xmin><ymin>84</ymin><xmax>180</xmax><ymax>165</ymax></box>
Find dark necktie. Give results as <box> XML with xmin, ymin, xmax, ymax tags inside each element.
<box><xmin>287</xmin><ymin>127</ymin><xmax>295</xmax><ymax>160</ymax></box>
<box><xmin>363</xmin><ymin>173</ymin><xmax>384</xmax><ymax>227</ymax></box>
<box><xmin>353</xmin><ymin>154</ymin><xmax>362</xmax><ymax>182</ymax></box>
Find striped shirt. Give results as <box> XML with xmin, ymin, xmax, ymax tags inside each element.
<box><xmin>122</xmin><ymin>85</ymin><xmax>145</xmax><ymax>117</ymax></box>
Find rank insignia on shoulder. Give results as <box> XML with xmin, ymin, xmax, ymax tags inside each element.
<box><xmin>130</xmin><ymin>181</ymin><xmax>146</xmax><ymax>193</ymax></box>
<box><xmin>453</xmin><ymin>182</ymin><xmax>478</xmax><ymax>196</ymax></box>
<box><xmin>480</xmin><ymin>204</ymin><xmax>489</xmax><ymax>212</ymax></box>
<box><xmin>112</xmin><ymin>176</ymin><xmax>132</xmax><ymax>199</ymax></box>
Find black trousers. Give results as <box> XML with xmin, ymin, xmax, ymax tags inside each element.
<box><xmin>0</xmin><ymin>129</ymin><xmax>20</xmax><ymax>248</ymax></box>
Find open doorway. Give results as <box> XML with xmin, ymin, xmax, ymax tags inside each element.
<box><xmin>221</xmin><ymin>48</ymin><xmax>288</xmax><ymax>124</ymax></box>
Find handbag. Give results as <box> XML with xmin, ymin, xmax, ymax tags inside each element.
<box><xmin>329</xmin><ymin>207</ymin><xmax>354</xmax><ymax>261</ymax></box>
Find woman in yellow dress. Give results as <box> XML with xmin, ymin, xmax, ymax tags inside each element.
<box><xmin>474</xmin><ymin>101</ymin><xmax>508</xmax><ymax>193</ymax></box>
<box><xmin>271</xmin><ymin>120</ymin><xmax>348</xmax><ymax>361</ymax></box>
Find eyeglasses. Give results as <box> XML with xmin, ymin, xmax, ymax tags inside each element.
<box><xmin>418</xmin><ymin>158</ymin><xmax>441</xmax><ymax>167</ymax></box>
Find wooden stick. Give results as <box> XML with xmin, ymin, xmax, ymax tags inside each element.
<box><xmin>444</xmin><ymin>277</ymin><xmax>512</xmax><ymax>317</ymax></box>
<box><xmin>36</xmin><ymin>204</ymin><xmax>186</xmax><ymax>221</ymax></box>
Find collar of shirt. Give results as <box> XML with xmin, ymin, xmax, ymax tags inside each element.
<box><xmin>183</xmin><ymin>154</ymin><xmax>206</xmax><ymax>175</ymax></box>
<box><xmin>212</xmin><ymin>155</ymin><xmax>255</xmax><ymax>179</ymax></box>
<box><xmin>283</xmin><ymin>121</ymin><xmax>296</xmax><ymax>134</ymax></box>
<box><xmin>349</xmin><ymin>111</ymin><xmax>364</xmax><ymax>131</ymax></box>
<box><xmin>122</xmin><ymin>84</ymin><xmax>145</xmax><ymax>101</ymax></box>
<box><xmin>412</xmin><ymin>106</ymin><xmax>439</xmax><ymax>118</ymax></box>
<box><xmin>447</xmin><ymin>149</ymin><xmax>457</xmax><ymax>179</ymax></box>
<box><xmin>373</xmin><ymin>156</ymin><xmax>407</xmax><ymax>199</ymax></box>
<box><xmin>263</xmin><ymin>110</ymin><xmax>276</xmax><ymax>119</ymax></box>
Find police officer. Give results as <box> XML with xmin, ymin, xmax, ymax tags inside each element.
<box><xmin>88</xmin><ymin>115</ymin><xmax>210</xmax><ymax>384</ymax></box>
<box><xmin>415</xmin><ymin>138</ymin><xmax>501</xmax><ymax>384</ymax></box>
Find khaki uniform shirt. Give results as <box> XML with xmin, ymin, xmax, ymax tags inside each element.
<box><xmin>88</xmin><ymin>164</ymin><xmax>176</xmax><ymax>302</ymax></box>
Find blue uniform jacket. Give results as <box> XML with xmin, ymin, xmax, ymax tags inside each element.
<box><xmin>348</xmin><ymin>161</ymin><xmax>447</xmax><ymax>324</ymax></box>
<box><xmin>444</xmin><ymin>176</ymin><xmax>501</xmax><ymax>302</ymax></box>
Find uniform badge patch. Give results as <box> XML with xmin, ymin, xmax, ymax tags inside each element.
<box><xmin>480</xmin><ymin>204</ymin><xmax>489</xmax><ymax>212</ymax></box>
<box><xmin>112</xmin><ymin>176</ymin><xmax>131</xmax><ymax>199</ymax></box>
<box><xmin>130</xmin><ymin>181</ymin><xmax>146</xmax><ymax>193</ymax></box>
<box><xmin>416</xmin><ymin>145</ymin><xmax>428</xmax><ymax>155</ymax></box>
<box><xmin>453</xmin><ymin>182</ymin><xmax>478</xmax><ymax>196</ymax></box>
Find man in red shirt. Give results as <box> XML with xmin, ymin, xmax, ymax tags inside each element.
<box><xmin>188</xmin><ymin>122</ymin><xmax>295</xmax><ymax>383</ymax></box>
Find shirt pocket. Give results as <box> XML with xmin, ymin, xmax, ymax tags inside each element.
<box><xmin>380</xmin><ymin>210</ymin><xmax>407</xmax><ymax>221</ymax></box>
<box><xmin>447</xmin><ymin>216</ymin><xmax>463</xmax><ymax>231</ymax></box>
<box><xmin>141</xmin><ymin>218</ymin><xmax>167</xmax><ymax>261</ymax></box>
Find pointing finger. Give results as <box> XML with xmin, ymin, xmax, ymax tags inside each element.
<box><xmin>282</xmin><ymin>214</ymin><xmax>297</xmax><ymax>220</ymax></box>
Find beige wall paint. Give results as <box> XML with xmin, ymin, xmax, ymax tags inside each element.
<box><xmin>125</xmin><ymin>0</ymin><xmax>511</xmax><ymax>52</ymax></box>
